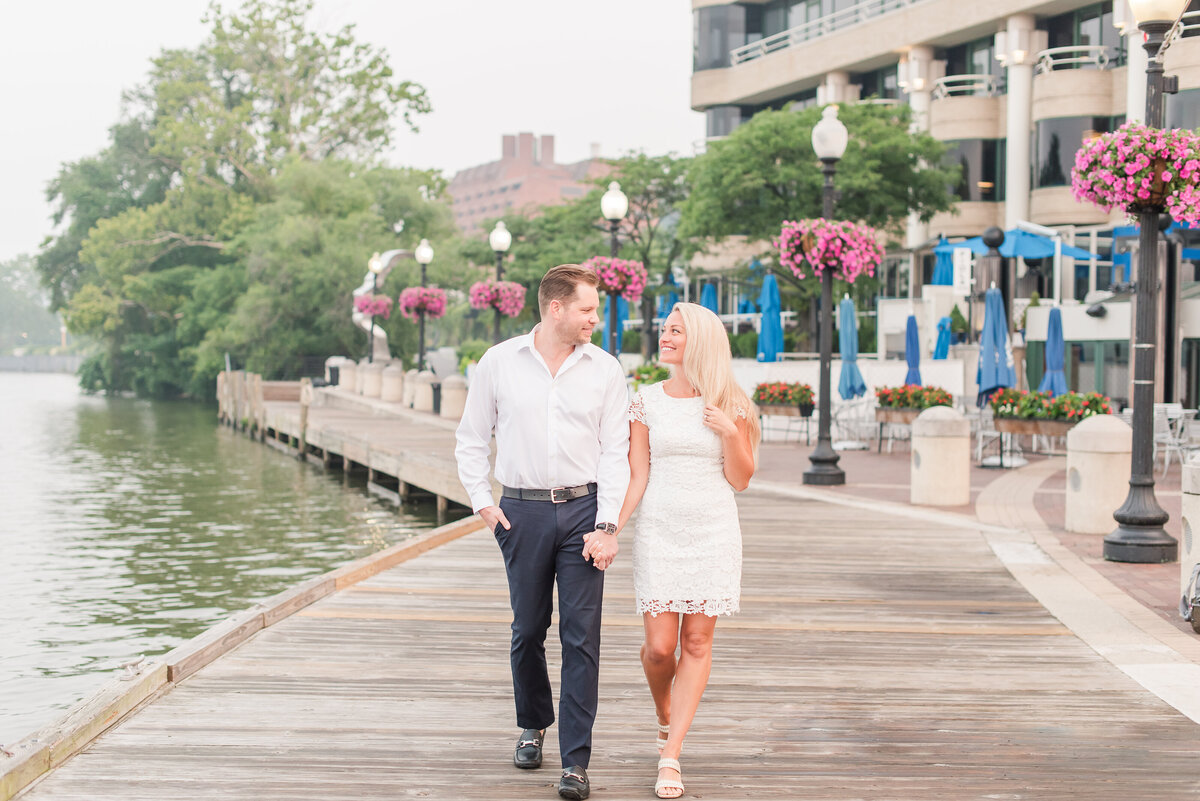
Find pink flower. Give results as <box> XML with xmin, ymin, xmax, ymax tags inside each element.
<box><xmin>398</xmin><ymin>287</ymin><xmax>448</xmax><ymax>320</ymax></box>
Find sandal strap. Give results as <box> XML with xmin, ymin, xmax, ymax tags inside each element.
<box><xmin>657</xmin><ymin>723</ymin><xmax>671</xmax><ymax>734</ymax></box>
<box><xmin>658</xmin><ymin>757</ymin><xmax>681</xmax><ymax>772</ymax></box>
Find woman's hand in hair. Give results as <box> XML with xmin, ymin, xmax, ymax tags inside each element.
<box><xmin>701</xmin><ymin>404</ymin><xmax>737</xmax><ymax>439</ymax></box>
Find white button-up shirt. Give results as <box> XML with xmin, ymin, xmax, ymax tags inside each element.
<box><xmin>454</xmin><ymin>327</ymin><xmax>631</xmax><ymax>526</ymax></box>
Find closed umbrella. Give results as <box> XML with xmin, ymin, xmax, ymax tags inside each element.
<box><xmin>932</xmin><ymin>316</ymin><xmax>952</xmax><ymax>360</ymax></box>
<box><xmin>977</xmin><ymin>287</ymin><xmax>1017</xmax><ymax>406</ymax></box>
<box><xmin>931</xmin><ymin>237</ymin><xmax>955</xmax><ymax>285</ymax></box>
<box><xmin>1038</xmin><ymin>306</ymin><xmax>1068</xmax><ymax>397</ymax></box>
<box><xmin>904</xmin><ymin>315</ymin><xmax>922</xmax><ymax>386</ymax></box>
<box><xmin>602</xmin><ymin>295</ymin><xmax>628</xmax><ymax>355</ymax></box>
<box><xmin>657</xmin><ymin>275</ymin><xmax>679</xmax><ymax>318</ymax></box>
<box><xmin>837</xmin><ymin>296</ymin><xmax>866</xmax><ymax>399</ymax></box>
<box><xmin>700</xmin><ymin>282</ymin><xmax>719</xmax><ymax>315</ymax></box>
<box><xmin>756</xmin><ymin>274</ymin><xmax>783</xmax><ymax>363</ymax></box>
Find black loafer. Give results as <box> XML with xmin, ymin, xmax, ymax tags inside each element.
<box><xmin>513</xmin><ymin>728</ymin><xmax>544</xmax><ymax>769</ymax></box>
<box><xmin>558</xmin><ymin>765</ymin><xmax>590</xmax><ymax>800</ymax></box>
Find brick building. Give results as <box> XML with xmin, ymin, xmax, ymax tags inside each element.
<box><xmin>447</xmin><ymin>133</ymin><xmax>610</xmax><ymax>233</ymax></box>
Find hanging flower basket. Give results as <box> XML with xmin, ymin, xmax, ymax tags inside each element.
<box><xmin>398</xmin><ymin>287</ymin><xmax>447</xmax><ymax>321</ymax></box>
<box><xmin>1071</xmin><ymin>122</ymin><xmax>1200</xmax><ymax>221</ymax></box>
<box><xmin>469</xmin><ymin>279</ymin><xmax>526</xmax><ymax>317</ymax></box>
<box><xmin>581</xmin><ymin>256</ymin><xmax>648</xmax><ymax>302</ymax></box>
<box><xmin>775</xmin><ymin>218</ymin><xmax>884</xmax><ymax>284</ymax></box>
<box><xmin>353</xmin><ymin>294</ymin><xmax>393</xmax><ymax>320</ymax></box>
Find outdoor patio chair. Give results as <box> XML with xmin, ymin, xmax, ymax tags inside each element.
<box><xmin>832</xmin><ymin>396</ymin><xmax>875</xmax><ymax>450</ymax></box>
<box><xmin>1155</xmin><ymin>406</ymin><xmax>1194</xmax><ymax>476</ymax></box>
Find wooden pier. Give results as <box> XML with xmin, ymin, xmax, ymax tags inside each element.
<box><xmin>6</xmin><ymin>386</ymin><xmax>1200</xmax><ymax>799</ymax></box>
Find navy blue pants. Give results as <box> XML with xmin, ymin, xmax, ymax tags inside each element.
<box><xmin>494</xmin><ymin>493</ymin><xmax>604</xmax><ymax>769</ymax></box>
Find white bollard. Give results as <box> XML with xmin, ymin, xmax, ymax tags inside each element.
<box><xmin>325</xmin><ymin>355</ymin><xmax>348</xmax><ymax>385</ymax></box>
<box><xmin>911</xmin><ymin>406</ymin><xmax>970</xmax><ymax>506</ymax></box>
<box><xmin>1180</xmin><ymin>457</ymin><xmax>1200</xmax><ymax>604</ymax></box>
<box><xmin>380</xmin><ymin>363</ymin><xmax>405</xmax><ymax>403</ymax></box>
<box><xmin>402</xmin><ymin>368</ymin><xmax>419</xmax><ymax>407</ymax></box>
<box><xmin>355</xmin><ymin>358</ymin><xmax>370</xmax><ymax>394</ymax></box>
<box><xmin>1065</xmin><ymin>414</ymin><xmax>1132</xmax><ymax>534</ymax></box>
<box><xmin>412</xmin><ymin>370</ymin><xmax>436</xmax><ymax>412</ymax></box>
<box><xmin>440</xmin><ymin>375</ymin><xmax>468</xmax><ymax>420</ymax></box>
<box><xmin>338</xmin><ymin>360</ymin><xmax>358</xmax><ymax>394</ymax></box>
<box><xmin>361</xmin><ymin>362</ymin><xmax>385</xmax><ymax>398</ymax></box>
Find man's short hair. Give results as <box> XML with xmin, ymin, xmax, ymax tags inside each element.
<box><xmin>538</xmin><ymin>264</ymin><xmax>599</xmax><ymax>313</ymax></box>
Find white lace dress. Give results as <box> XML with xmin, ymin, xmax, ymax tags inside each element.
<box><xmin>627</xmin><ymin>381</ymin><xmax>744</xmax><ymax>617</ymax></box>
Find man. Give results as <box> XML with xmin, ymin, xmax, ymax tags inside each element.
<box><xmin>455</xmin><ymin>264</ymin><xmax>631</xmax><ymax>800</ymax></box>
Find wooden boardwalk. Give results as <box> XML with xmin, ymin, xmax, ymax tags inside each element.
<box><xmin>18</xmin><ymin>486</ymin><xmax>1200</xmax><ymax>799</ymax></box>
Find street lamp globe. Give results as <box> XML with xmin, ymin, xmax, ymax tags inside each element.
<box><xmin>368</xmin><ymin>252</ymin><xmax>384</xmax><ymax>274</ymax></box>
<box><xmin>1128</xmin><ymin>0</ymin><xmax>1187</xmax><ymax>25</ymax></box>
<box><xmin>489</xmin><ymin>221</ymin><xmax>512</xmax><ymax>253</ymax></box>
<box><xmin>811</xmin><ymin>105</ymin><xmax>849</xmax><ymax>162</ymax></box>
<box><xmin>601</xmin><ymin>182</ymin><xmax>628</xmax><ymax>222</ymax></box>
<box><xmin>414</xmin><ymin>239</ymin><xmax>434</xmax><ymax>266</ymax></box>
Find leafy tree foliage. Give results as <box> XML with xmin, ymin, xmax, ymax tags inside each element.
<box><xmin>39</xmin><ymin>0</ymin><xmax>435</xmax><ymax>397</ymax></box>
<box><xmin>0</xmin><ymin>255</ymin><xmax>62</xmax><ymax>351</ymax></box>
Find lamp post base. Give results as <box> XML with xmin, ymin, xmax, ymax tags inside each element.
<box><xmin>1103</xmin><ymin>526</ymin><xmax>1177</xmax><ymax>563</ymax></box>
<box><xmin>803</xmin><ymin>448</ymin><xmax>845</xmax><ymax>485</ymax></box>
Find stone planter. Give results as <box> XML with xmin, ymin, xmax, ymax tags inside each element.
<box><xmin>875</xmin><ymin>408</ymin><xmax>922</xmax><ymax>425</ymax></box>
<box><xmin>993</xmin><ymin>417</ymin><xmax>1076</xmax><ymax>437</ymax></box>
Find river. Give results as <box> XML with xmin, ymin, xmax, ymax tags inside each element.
<box><xmin>0</xmin><ymin>372</ymin><xmax>463</xmax><ymax>745</ymax></box>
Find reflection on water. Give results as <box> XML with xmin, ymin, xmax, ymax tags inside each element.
<box><xmin>0</xmin><ymin>373</ymin><xmax>465</xmax><ymax>744</ymax></box>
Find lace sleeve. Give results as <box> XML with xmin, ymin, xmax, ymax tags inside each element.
<box><xmin>628</xmin><ymin>392</ymin><xmax>647</xmax><ymax>425</ymax></box>
<box><xmin>735</xmin><ymin>405</ymin><xmax>749</xmax><ymax>420</ymax></box>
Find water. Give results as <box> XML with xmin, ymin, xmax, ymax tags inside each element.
<box><xmin>0</xmin><ymin>373</ymin><xmax>465</xmax><ymax>745</ymax></box>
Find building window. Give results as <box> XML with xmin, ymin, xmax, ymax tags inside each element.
<box><xmin>1045</xmin><ymin>2</ymin><xmax>1123</xmax><ymax>67</ymax></box>
<box><xmin>855</xmin><ymin>64</ymin><xmax>901</xmax><ymax>100</ymax></box>
<box><xmin>941</xmin><ymin>36</ymin><xmax>1004</xmax><ymax>90</ymax></box>
<box><xmin>943</xmin><ymin>139</ymin><xmax>1006</xmax><ymax>201</ymax></box>
<box><xmin>1167</xmin><ymin>88</ymin><xmax>1200</xmax><ymax>130</ymax></box>
<box><xmin>706</xmin><ymin>105</ymin><xmax>743</xmax><ymax>138</ymax></box>
<box><xmin>1034</xmin><ymin>116</ymin><xmax>1117</xmax><ymax>188</ymax></box>
<box><xmin>694</xmin><ymin>5</ymin><xmax>747</xmax><ymax>71</ymax></box>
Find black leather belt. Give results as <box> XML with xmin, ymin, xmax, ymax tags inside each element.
<box><xmin>502</xmin><ymin>483</ymin><xmax>597</xmax><ymax>503</ymax></box>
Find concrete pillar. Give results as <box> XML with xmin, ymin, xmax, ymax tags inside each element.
<box><xmin>911</xmin><ymin>406</ymin><xmax>970</xmax><ymax>506</ymax></box>
<box><xmin>1065</xmin><ymin>414</ymin><xmax>1132</xmax><ymax>534</ymax></box>
<box><xmin>356</xmin><ymin>358</ymin><xmax>370</xmax><ymax>394</ymax></box>
<box><xmin>361</xmin><ymin>362</ymin><xmax>385</xmax><ymax>398</ymax></box>
<box><xmin>412</xmin><ymin>370</ymin><xmax>436</xmax><ymax>412</ymax></box>
<box><xmin>817</xmin><ymin>71</ymin><xmax>860</xmax><ymax>105</ymax></box>
<box><xmin>1002</xmin><ymin>14</ymin><xmax>1036</xmax><ymax>229</ymax></box>
<box><xmin>904</xmin><ymin>46</ymin><xmax>937</xmax><ymax>254</ymax></box>
<box><xmin>325</xmin><ymin>355</ymin><xmax>348</xmax><ymax>385</ymax></box>
<box><xmin>440</xmin><ymin>375</ymin><xmax>468</xmax><ymax>420</ymax></box>
<box><xmin>381</xmin><ymin>363</ymin><xmax>405</xmax><ymax>403</ymax></box>
<box><xmin>338</xmin><ymin>361</ymin><xmax>358</xmax><ymax>394</ymax></box>
<box><xmin>1125</xmin><ymin>26</ymin><xmax>1148</xmax><ymax>125</ymax></box>
<box><xmin>402</xmin><ymin>368</ymin><xmax>419</xmax><ymax>407</ymax></box>
<box><xmin>1182</xmin><ymin>458</ymin><xmax>1200</xmax><ymax>601</ymax></box>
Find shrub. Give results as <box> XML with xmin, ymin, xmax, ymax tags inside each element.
<box><xmin>631</xmin><ymin>362</ymin><xmax>670</xmax><ymax>389</ymax></box>
<box><xmin>752</xmin><ymin>381</ymin><xmax>813</xmax><ymax>406</ymax></box>
<box><xmin>875</xmin><ymin>385</ymin><xmax>953</xmax><ymax>410</ymax></box>
<box><xmin>457</xmin><ymin>339</ymin><xmax>490</xmax><ymax>374</ymax></box>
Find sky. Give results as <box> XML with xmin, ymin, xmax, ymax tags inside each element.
<box><xmin>0</xmin><ymin>1</ymin><xmax>703</xmax><ymax>265</ymax></box>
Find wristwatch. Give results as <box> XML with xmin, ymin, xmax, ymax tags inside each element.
<box><xmin>595</xmin><ymin>522</ymin><xmax>617</xmax><ymax>535</ymax></box>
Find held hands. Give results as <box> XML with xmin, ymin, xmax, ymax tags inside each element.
<box><xmin>582</xmin><ymin>530</ymin><xmax>619</xmax><ymax>571</ymax></box>
<box><xmin>702</xmin><ymin>404</ymin><xmax>737</xmax><ymax>438</ymax></box>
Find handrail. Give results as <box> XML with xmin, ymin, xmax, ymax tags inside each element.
<box><xmin>730</xmin><ymin>0</ymin><xmax>929</xmax><ymax>66</ymax></box>
<box><xmin>1035</xmin><ymin>45</ymin><xmax>1111</xmax><ymax>74</ymax></box>
<box><xmin>931</xmin><ymin>74</ymin><xmax>997</xmax><ymax>100</ymax></box>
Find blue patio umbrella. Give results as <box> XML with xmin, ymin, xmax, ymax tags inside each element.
<box><xmin>904</xmin><ymin>315</ymin><xmax>922</xmax><ymax>386</ymax></box>
<box><xmin>657</xmin><ymin>275</ymin><xmax>679</xmax><ymax>317</ymax></box>
<box><xmin>953</xmin><ymin>229</ymin><xmax>1103</xmax><ymax>261</ymax></box>
<box><xmin>932</xmin><ymin>316</ymin><xmax>952</xmax><ymax>360</ymax></box>
<box><xmin>602</xmin><ymin>294</ymin><xmax>628</xmax><ymax>355</ymax></box>
<box><xmin>977</xmin><ymin>287</ymin><xmax>1017</xmax><ymax>406</ymax></box>
<box><xmin>756</xmin><ymin>274</ymin><xmax>783</xmax><ymax>362</ymax></box>
<box><xmin>837</xmin><ymin>296</ymin><xmax>866</xmax><ymax>399</ymax></box>
<box><xmin>700</xmin><ymin>282</ymin><xmax>719</xmax><ymax>315</ymax></box>
<box><xmin>931</xmin><ymin>237</ymin><xmax>955</xmax><ymax>285</ymax></box>
<box><xmin>1038</xmin><ymin>306</ymin><xmax>1068</xmax><ymax>397</ymax></box>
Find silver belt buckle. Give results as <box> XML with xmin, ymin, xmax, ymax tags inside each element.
<box><xmin>550</xmin><ymin>486</ymin><xmax>570</xmax><ymax>503</ymax></box>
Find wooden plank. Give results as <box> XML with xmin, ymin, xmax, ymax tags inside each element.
<box><xmin>259</xmin><ymin>575</ymin><xmax>337</xmax><ymax>628</ymax></box>
<box><xmin>0</xmin><ymin>745</ymin><xmax>48</xmax><ymax>801</ymax></box>
<box><xmin>328</xmin><ymin>515</ymin><xmax>485</xmax><ymax>590</ymax></box>
<box><xmin>164</xmin><ymin>607</ymin><xmax>265</xmax><ymax>683</ymax></box>
<box><xmin>44</xmin><ymin>663</ymin><xmax>169</xmax><ymax>766</ymax></box>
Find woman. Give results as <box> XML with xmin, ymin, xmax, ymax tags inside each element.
<box><xmin>616</xmin><ymin>302</ymin><xmax>760</xmax><ymax>799</ymax></box>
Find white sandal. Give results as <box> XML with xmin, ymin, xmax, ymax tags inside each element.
<box><xmin>655</xmin><ymin>722</ymin><xmax>670</xmax><ymax>752</ymax></box>
<box><xmin>654</xmin><ymin>757</ymin><xmax>684</xmax><ymax>799</ymax></box>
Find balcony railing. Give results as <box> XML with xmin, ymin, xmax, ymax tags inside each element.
<box><xmin>932</xmin><ymin>74</ymin><xmax>998</xmax><ymax>99</ymax></box>
<box><xmin>730</xmin><ymin>0</ymin><xmax>931</xmax><ymax>66</ymax></box>
<box><xmin>1034</xmin><ymin>45</ymin><xmax>1112</xmax><ymax>74</ymax></box>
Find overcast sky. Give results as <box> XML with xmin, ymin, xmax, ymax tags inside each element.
<box><xmin>0</xmin><ymin>1</ymin><xmax>703</xmax><ymax>264</ymax></box>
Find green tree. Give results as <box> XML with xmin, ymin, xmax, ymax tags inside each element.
<box><xmin>44</xmin><ymin>0</ymin><xmax>433</xmax><ymax>397</ymax></box>
<box><xmin>680</xmin><ymin>104</ymin><xmax>958</xmax><ymax>246</ymax></box>
<box><xmin>0</xmin><ymin>255</ymin><xmax>62</xmax><ymax>352</ymax></box>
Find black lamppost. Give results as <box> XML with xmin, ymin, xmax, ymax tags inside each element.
<box><xmin>804</xmin><ymin>105</ymin><xmax>849</xmax><ymax>486</ymax></box>
<box><xmin>489</xmin><ymin>221</ymin><xmax>512</xmax><ymax>344</ymax></box>
<box><xmin>366</xmin><ymin>251</ymin><xmax>383</xmax><ymax>363</ymax></box>
<box><xmin>414</xmin><ymin>238</ymin><xmax>434</xmax><ymax>372</ymax></box>
<box><xmin>601</xmin><ymin>181</ymin><xmax>628</xmax><ymax>355</ymax></box>
<box><xmin>1105</xmin><ymin>0</ymin><xmax>1186</xmax><ymax>563</ymax></box>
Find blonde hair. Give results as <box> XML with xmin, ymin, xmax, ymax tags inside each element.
<box><xmin>670</xmin><ymin>302</ymin><xmax>761</xmax><ymax>464</ymax></box>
